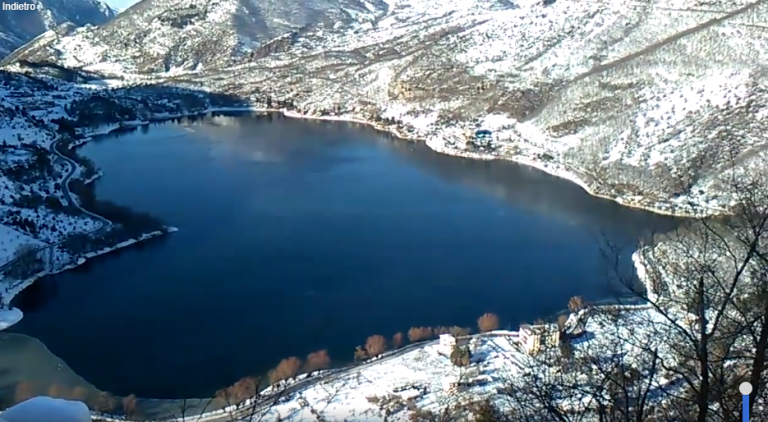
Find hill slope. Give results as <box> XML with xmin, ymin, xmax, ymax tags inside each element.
<box><xmin>0</xmin><ymin>0</ymin><xmax>116</xmax><ymax>58</ymax></box>
<box><xmin>1</xmin><ymin>0</ymin><xmax>389</xmax><ymax>72</ymax></box>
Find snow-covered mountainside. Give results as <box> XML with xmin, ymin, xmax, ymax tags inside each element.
<box><xmin>2</xmin><ymin>0</ymin><xmax>389</xmax><ymax>73</ymax></box>
<box><xmin>5</xmin><ymin>0</ymin><xmax>766</xmax><ymax>216</ymax></box>
<box><xmin>0</xmin><ymin>0</ymin><xmax>116</xmax><ymax>59</ymax></box>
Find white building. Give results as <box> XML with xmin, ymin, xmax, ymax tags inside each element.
<box><xmin>469</xmin><ymin>337</ymin><xmax>480</xmax><ymax>350</ymax></box>
<box><xmin>519</xmin><ymin>324</ymin><xmax>559</xmax><ymax>355</ymax></box>
<box><xmin>438</xmin><ymin>333</ymin><xmax>457</xmax><ymax>355</ymax></box>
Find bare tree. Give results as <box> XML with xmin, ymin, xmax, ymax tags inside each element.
<box><xmin>478</xmin><ymin>312</ymin><xmax>500</xmax><ymax>332</ymax></box>
<box><xmin>269</xmin><ymin>357</ymin><xmax>302</xmax><ymax>384</ymax></box>
<box><xmin>212</xmin><ymin>376</ymin><xmax>262</xmax><ymax>421</ymax></box>
<box><xmin>568</xmin><ymin>296</ymin><xmax>584</xmax><ymax>313</ymax></box>
<box><xmin>70</xmin><ymin>386</ymin><xmax>89</xmax><ymax>402</ymax></box>
<box><xmin>497</xmin><ymin>308</ymin><xmax>664</xmax><ymax>422</ymax></box>
<box><xmin>408</xmin><ymin>326</ymin><xmax>435</xmax><ymax>342</ymax></box>
<box><xmin>393</xmin><ymin>332</ymin><xmax>404</xmax><ymax>348</ymax></box>
<box><xmin>47</xmin><ymin>384</ymin><xmax>67</xmax><ymax>398</ymax></box>
<box><xmin>232</xmin><ymin>376</ymin><xmax>259</xmax><ymax>403</ymax></box>
<box><xmin>304</xmin><ymin>350</ymin><xmax>331</xmax><ymax>372</ymax></box>
<box><xmin>598</xmin><ymin>162</ymin><xmax>768</xmax><ymax>422</ymax></box>
<box><xmin>449</xmin><ymin>343</ymin><xmax>471</xmax><ymax>367</ymax></box>
<box><xmin>91</xmin><ymin>391</ymin><xmax>118</xmax><ymax>414</ymax></box>
<box><xmin>13</xmin><ymin>381</ymin><xmax>35</xmax><ymax>404</ymax></box>
<box><xmin>214</xmin><ymin>386</ymin><xmax>238</xmax><ymax>421</ymax></box>
<box><xmin>365</xmin><ymin>334</ymin><xmax>388</xmax><ymax>357</ymax></box>
<box><xmin>122</xmin><ymin>394</ymin><xmax>138</xmax><ymax>418</ymax></box>
<box><xmin>183</xmin><ymin>364</ymin><xmax>299</xmax><ymax>422</ymax></box>
<box><xmin>612</xmin><ymin>223</ymin><xmax>766</xmax><ymax>421</ymax></box>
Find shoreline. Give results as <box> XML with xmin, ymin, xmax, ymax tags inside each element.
<box><xmin>0</xmin><ymin>102</ymin><xmax>692</xmax><ymax>418</ymax></box>
<box><xmin>0</xmin><ymin>228</ymin><xmax>178</xmax><ymax>323</ymax></box>
<box><xmin>1</xmin><ymin>110</ymin><xmax>244</xmax><ymax>329</ymax></box>
<box><xmin>6</xmin><ymin>104</ymin><xmax>679</xmax><ymax>310</ymax></box>
<box><xmin>208</xmin><ymin>107</ymin><xmax>721</xmax><ymax>219</ymax></box>
<box><xmin>84</xmin><ymin>103</ymin><xmax>712</xmax><ymax>221</ymax></box>
<box><xmin>1</xmin><ymin>119</ymin><xmax>182</xmax><ymax>329</ymax></box>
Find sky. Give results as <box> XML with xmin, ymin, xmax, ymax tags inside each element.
<box><xmin>105</xmin><ymin>0</ymin><xmax>138</xmax><ymax>11</ymax></box>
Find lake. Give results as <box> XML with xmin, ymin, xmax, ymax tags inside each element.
<box><xmin>7</xmin><ymin>112</ymin><xmax>679</xmax><ymax>400</ymax></box>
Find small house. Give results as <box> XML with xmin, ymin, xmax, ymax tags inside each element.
<box><xmin>438</xmin><ymin>333</ymin><xmax>457</xmax><ymax>355</ymax></box>
<box><xmin>474</xmin><ymin>129</ymin><xmax>493</xmax><ymax>141</ymax></box>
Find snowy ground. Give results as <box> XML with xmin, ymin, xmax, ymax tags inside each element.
<box><xmin>0</xmin><ymin>308</ymin><xmax>23</xmax><ymax>331</ymax></box>
<box><xmin>0</xmin><ymin>396</ymin><xmax>90</xmax><ymax>422</ymax></box>
<box><xmin>0</xmin><ymin>77</ymin><xmax>105</xmax><ymax>245</ymax></box>
<box><xmin>221</xmin><ymin>308</ymin><xmax>679</xmax><ymax>422</ymax></box>
<box><xmin>0</xmin><ymin>226</ymin><xmax>43</xmax><ymax>267</ymax></box>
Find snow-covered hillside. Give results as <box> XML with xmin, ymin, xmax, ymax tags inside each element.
<box><xmin>2</xmin><ymin>0</ymin><xmax>389</xmax><ymax>73</ymax></box>
<box><xmin>0</xmin><ymin>73</ymin><xmax>102</xmax><ymax>246</ymax></box>
<box><xmin>248</xmin><ymin>311</ymin><xmax>681</xmax><ymax>422</ymax></box>
<box><xmin>0</xmin><ymin>0</ymin><xmax>116</xmax><ymax>59</ymax></box>
<box><xmin>5</xmin><ymin>0</ymin><xmax>766</xmax><ymax>216</ymax></box>
<box><xmin>0</xmin><ymin>307</ymin><xmax>23</xmax><ymax>331</ymax></box>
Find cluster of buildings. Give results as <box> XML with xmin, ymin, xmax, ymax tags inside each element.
<box><xmin>437</xmin><ymin>323</ymin><xmax>561</xmax><ymax>359</ymax></box>
<box><xmin>428</xmin><ymin>322</ymin><xmax>563</xmax><ymax>395</ymax></box>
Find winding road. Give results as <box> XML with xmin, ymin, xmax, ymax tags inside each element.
<box><xmin>49</xmin><ymin>138</ymin><xmax>111</xmax><ymax>228</ymax></box>
<box><xmin>0</xmin><ymin>139</ymin><xmax>113</xmax><ymax>275</ymax></box>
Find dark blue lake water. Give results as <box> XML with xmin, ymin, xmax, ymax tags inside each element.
<box><xmin>8</xmin><ymin>113</ymin><xmax>678</xmax><ymax>399</ymax></box>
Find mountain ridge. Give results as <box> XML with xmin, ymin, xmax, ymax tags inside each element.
<box><xmin>0</xmin><ymin>0</ymin><xmax>116</xmax><ymax>59</ymax></box>
<box><xmin>2</xmin><ymin>0</ymin><xmax>390</xmax><ymax>72</ymax></box>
